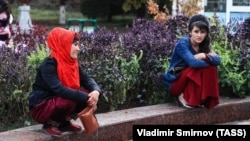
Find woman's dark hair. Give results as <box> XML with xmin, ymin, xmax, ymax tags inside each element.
<box><xmin>188</xmin><ymin>14</ymin><xmax>211</xmax><ymax>53</ymax></box>
<box><xmin>73</xmin><ymin>34</ymin><xmax>80</xmax><ymax>43</ymax></box>
<box><xmin>188</xmin><ymin>14</ymin><xmax>209</xmax><ymax>31</ymax></box>
<box><xmin>0</xmin><ymin>0</ymin><xmax>10</xmax><ymax>27</ymax></box>
<box><xmin>0</xmin><ymin>0</ymin><xmax>8</xmax><ymax>13</ymax></box>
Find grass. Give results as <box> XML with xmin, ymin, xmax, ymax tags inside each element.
<box><xmin>12</xmin><ymin>7</ymin><xmax>135</xmax><ymax>31</ymax></box>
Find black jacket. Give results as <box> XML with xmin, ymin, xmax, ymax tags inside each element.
<box><xmin>28</xmin><ymin>57</ymin><xmax>101</xmax><ymax>109</ymax></box>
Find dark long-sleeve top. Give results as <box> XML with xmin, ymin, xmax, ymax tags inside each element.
<box><xmin>28</xmin><ymin>57</ymin><xmax>102</xmax><ymax>109</ymax></box>
<box><xmin>163</xmin><ymin>35</ymin><xmax>221</xmax><ymax>90</ymax></box>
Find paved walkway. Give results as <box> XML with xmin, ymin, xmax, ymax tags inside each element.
<box><xmin>0</xmin><ymin>96</ymin><xmax>250</xmax><ymax>141</ymax></box>
<box><xmin>221</xmin><ymin>119</ymin><xmax>250</xmax><ymax>125</ymax></box>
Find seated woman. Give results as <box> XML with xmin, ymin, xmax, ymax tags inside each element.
<box><xmin>163</xmin><ymin>14</ymin><xmax>221</xmax><ymax>109</ymax></box>
<box><xmin>0</xmin><ymin>0</ymin><xmax>12</xmax><ymax>45</ymax></box>
<box><xmin>0</xmin><ymin>11</ymin><xmax>10</xmax><ymax>41</ymax></box>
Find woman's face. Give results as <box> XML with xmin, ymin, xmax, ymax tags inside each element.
<box><xmin>190</xmin><ymin>26</ymin><xmax>207</xmax><ymax>45</ymax></box>
<box><xmin>70</xmin><ymin>41</ymin><xmax>80</xmax><ymax>59</ymax></box>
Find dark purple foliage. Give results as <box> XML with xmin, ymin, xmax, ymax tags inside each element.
<box><xmin>0</xmin><ymin>23</ymin><xmax>48</xmax><ymax>130</ymax></box>
<box><xmin>9</xmin><ymin>23</ymin><xmax>48</xmax><ymax>53</ymax></box>
<box><xmin>232</xmin><ymin>18</ymin><xmax>250</xmax><ymax>69</ymax></box>
<box><xmin>78</xmin><ymin>17</ymin><xmax>185</xmax><ymax>110</ymax></box>
<box><xmin>165</xmin><ymin>15</ymin><xmax>189</xmax><ymax>37</ymax></box>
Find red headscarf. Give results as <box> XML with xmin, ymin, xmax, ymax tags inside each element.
<box><xmin>47</xmin><ymin>27</ymin><xmax>80</xmax><ymax>89</ymax></box>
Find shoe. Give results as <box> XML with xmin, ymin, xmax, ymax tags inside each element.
<box><xmin>197</xmin><ymin>104</ymin><xmax>205</xmax><ymax>108</ymax></box>
<box><xmin>43</xmin><ymin>124</ymin><xmax>62</xmax><ymax>136</ymax></box>
<box><xmin>67</xmin><ymin>122</ymin><xmax>82</xmax><ymax>131</ymax></box>
<box><xmin>176</xmin><ymin>97</ymin><xmax>195</xmax><ymax>109</ymax></box>
<box><xmin>59</xmin><ymin>121</ymin><xmax>82</xmax><ymax>132</ymax></box>
<box><xmin>176</xmin><ymin>94</ymin><xmax>195</xmax><ymax>109</ymax></box>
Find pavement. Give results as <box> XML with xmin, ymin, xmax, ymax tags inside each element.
<box><xmin>1</xmin><ymin>96</ymin><xmax>250</xmax><ymax>141</ymax></box>
<box><xmin>221</xmin><ymin>118</ymin><xmax>250</xmax><ymax>125</ymax></box>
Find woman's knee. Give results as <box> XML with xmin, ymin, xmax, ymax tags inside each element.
<box><xmin>55</xmin><ymin>97</ymin><xmax>76</xmax><ymax>109</ymax></box>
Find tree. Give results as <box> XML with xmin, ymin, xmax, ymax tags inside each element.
<box><xmin>122</xmin><ymin>0</ymin><xmax>147</xmax><ymax>12</ymax></box>
<box><xmin>178</xmin><ymin>0</ymin><xmax>203</xmax><ymax>17</ymax></box>
<box><xmin>123</xmin><ymin>0</ymin><xmax>172</xmax><ymax>18</ymax></box>
<box><xmin>80</xmin><ymin>0</ymin><xmax>125</xmax><ymax>22</ymax></box>
<box><xmin>158</xmin><ymin>0</ymin><xmax>172</xmax><ymax>15</ymax></box>
<box><xmin>147</xmin><ymin>0</ymin><xmax>171</xmax><ymax>23</ymax></box>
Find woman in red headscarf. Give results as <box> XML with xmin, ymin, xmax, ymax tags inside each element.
<box><xmin>28</xmin><ymin>27</ymin><xmax>101</xmax><ymax>136</ymax></box>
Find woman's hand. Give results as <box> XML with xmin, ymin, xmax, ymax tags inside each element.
<box><xmin>208</xmin><ymin>50</ymin><xmax>218</xmax><ymax>56</ymax></box>
<box><xmin>194</xmin><ymin>53</ymin><xmax>206</xmax><ymax>59</ymax></box>
<box><xmin>87</xmin><ymin>90</ymin><xmax>100</xmax><ymax>107</ymax></box>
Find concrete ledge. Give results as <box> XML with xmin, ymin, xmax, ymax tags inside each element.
<box><xmin>1</xmin><ymin>96</ymin><xmax>250</xmax><ymax>141</ymax></box>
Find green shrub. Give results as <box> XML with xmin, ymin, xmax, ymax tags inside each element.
<box><xmin>213</xmin><ymin>41</ymin><xmax>247</xmax><ymax>97</ymax></box>
<box><xmin>27</xmin><ymin>44</ymin><xmax>50</xmax><ymax>69</ymax></box>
